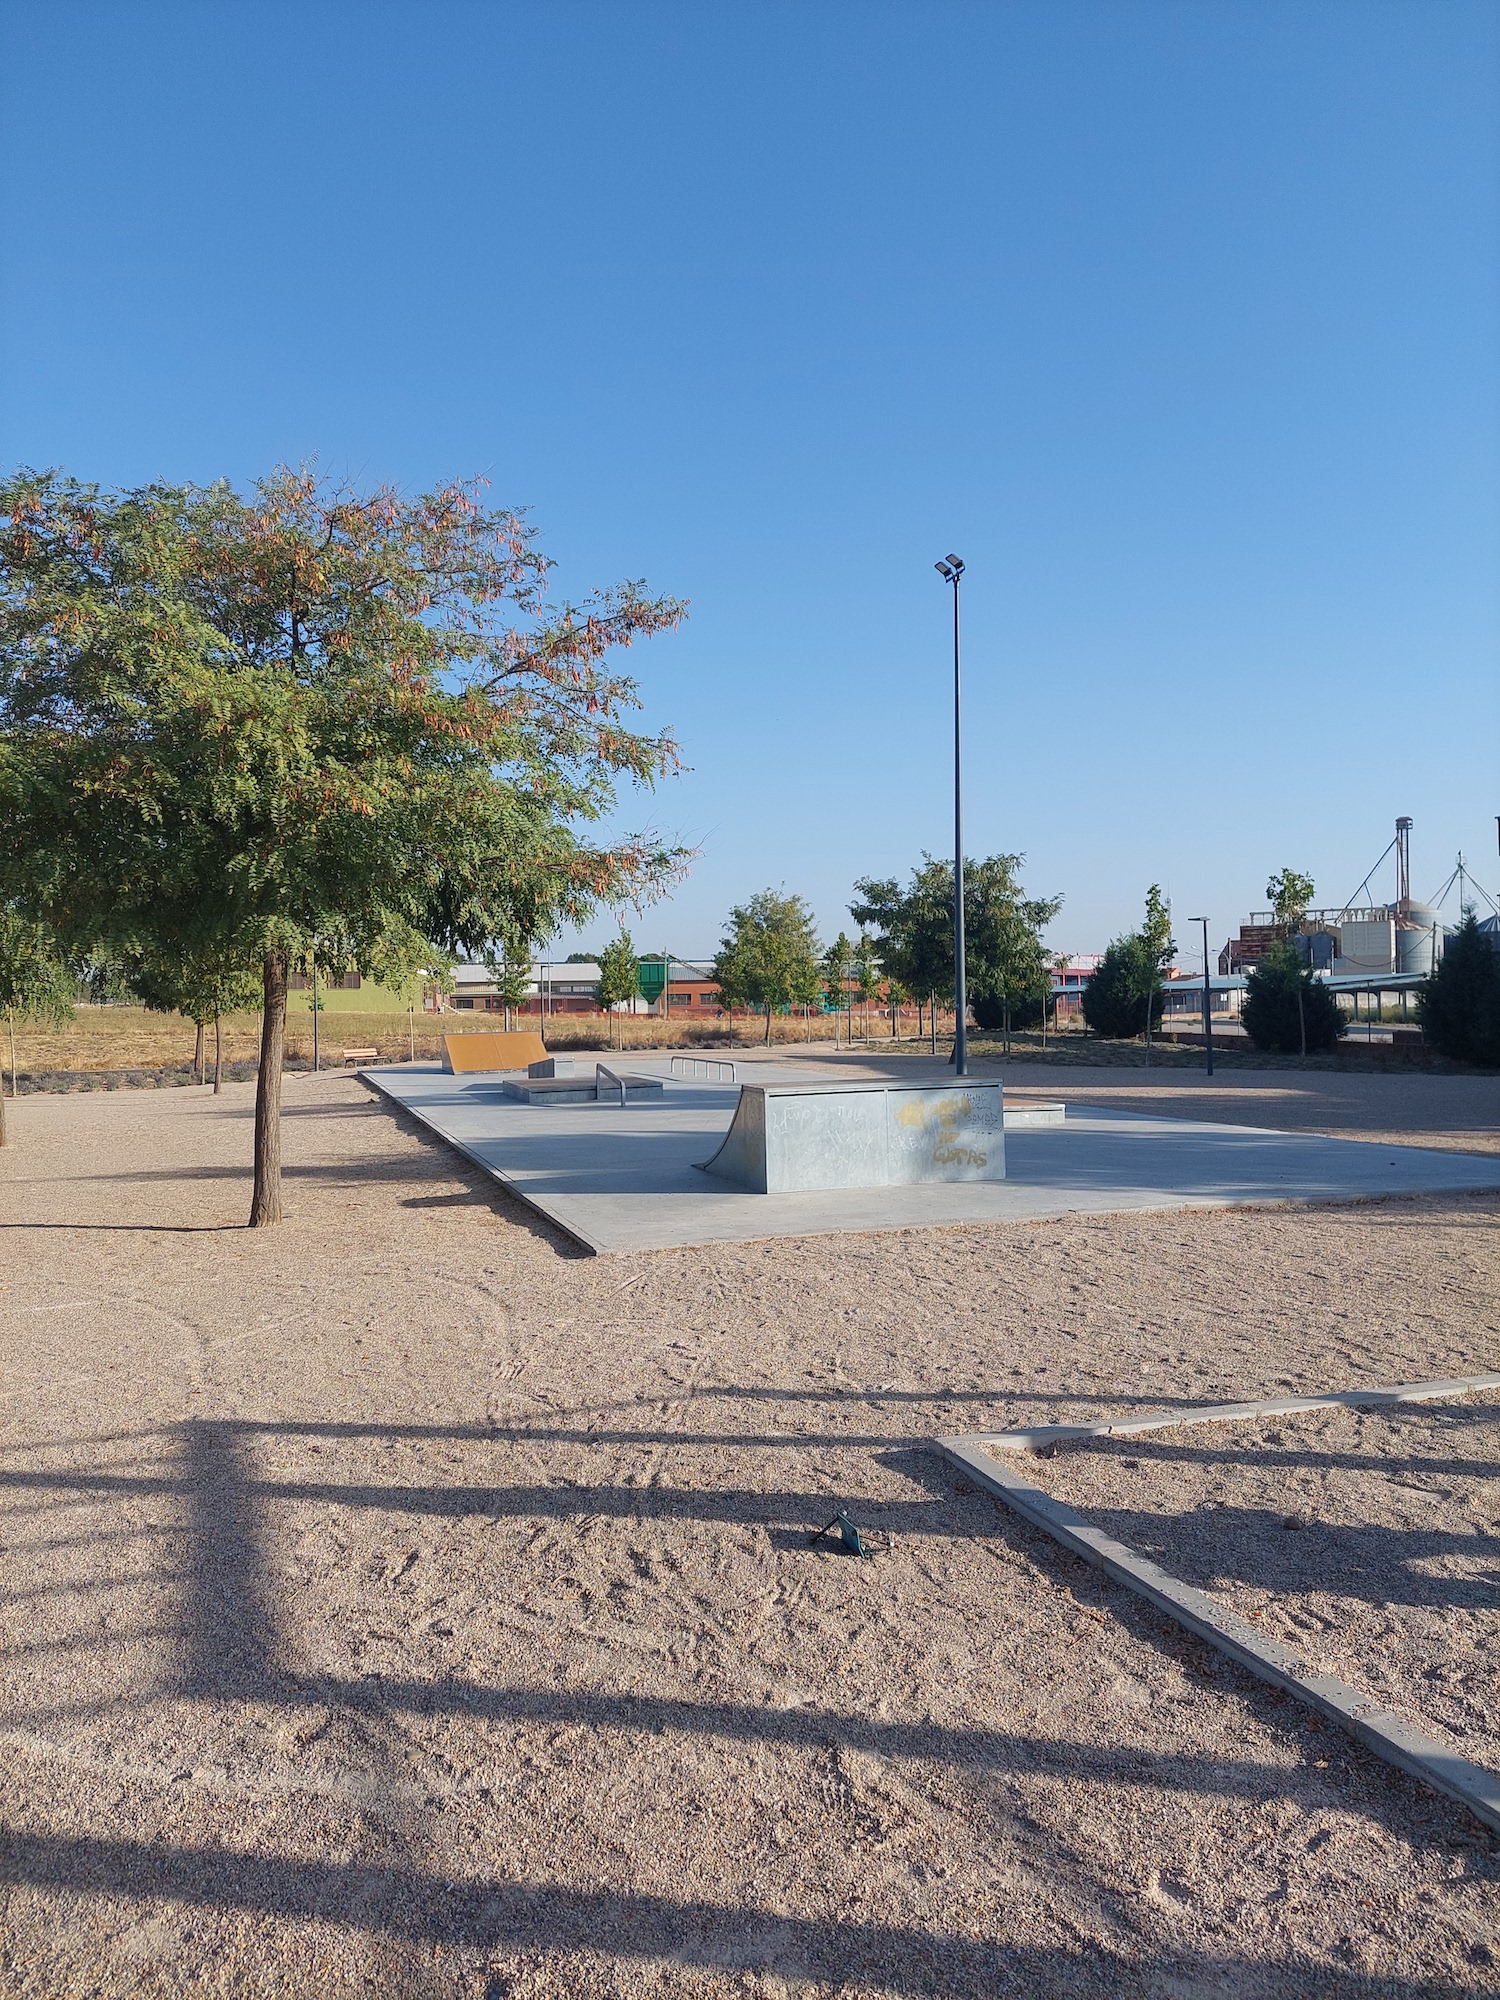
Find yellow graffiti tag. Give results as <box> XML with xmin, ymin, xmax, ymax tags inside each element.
<box><xmin>895</xmin><ymin>1095</ymin><xmax>988</xmax><ymax>1168</ymax></box>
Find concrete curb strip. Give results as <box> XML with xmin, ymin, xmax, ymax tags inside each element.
<box><xmin>938</xmin><ymin>1372</ymin><xmax>1500</xmax><ymax>1835</ymax></box>
<box><xmin>964</xmin><ymin>1373</ymin><xmax>1500</xmax><ymax>1452</ymax></box>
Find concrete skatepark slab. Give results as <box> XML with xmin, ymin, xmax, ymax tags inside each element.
<box><xmin>360</xmin><ymin>1059</ymin><xmax>1500</xmax><ymax>1255</ymax></box>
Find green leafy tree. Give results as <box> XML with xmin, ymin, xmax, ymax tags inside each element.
<box><xmin>1417</xmin><ymin>910</ymin><xmax>1500</xmax><ymax>1065</ymax></box>
<box><xmin>127</xmin><ymin>945</ymin><xmax>262</xmax><ymax>1091</ymax></box>
<box><xmin>853</xmin><ymin>932</ymin><xmax>881</xmax><ymax>1041</ymax></box>
<box><xmin>0</xmin><ymin>910</ymin><xmax>74</xmax><ymax>1146</ymax></box>
<box><xmin>1138</xmin><ymin>883</ymin><xmax>1175</xmax><ymax>1058</ymax></box>
<box><xmin>822</xmin><ymin>932</ymin><xmax>854</xmax><ymax>1037</ymax></box>
<box><xmin>0</xmin><ymin>466</ymin><xmax>686</xmax><ymax>1224</ymax></box>
<box><xmin>595</xmin><ymin>930</ymin><xmax>642</xmax><ymax>1047</ymax></box>
<box><xmin>883</xmin><ymin>970</ymin><xmax>911</xmax><ymax>1039</ymax></box>
<box><xmin>1267</xmin><ymin>867</ymin><xmax>1316</xmax><ymax>933</ymax></box>
<box><xmin>714</xmin><ymin>890</ymin><xmax>821</xmax><ymax>1045</ymax></box>
<box><xmin>854</xmin><ymin>854</ymin><xmax>1061</xmax><ymax>1049</ymax></box>
<box><xmin>851</xmin><ymin>861</ymin><xmax>952</xmax><ymax>1024</ymax></box>
<box><xmin>1078</xmin><ymin>939</ymin><xmax>1156</xmax><ymax>1039</ymax></box>
<box><xmin>486</xmin><ymin>942</ymin><xmax>535</xmax><ymax>1034</ymax></box>
<box><xmin>964</xmin><ymin>856</ymin><xmax>1062</xmax><ymax>1050</ymax></box>
<box><xmin>1242</xmin><ymin>940</ymin><xmax>1345</xmax><ymax>1055</ymax></box>
<box><xmin>1082</xmin><ymin>887</ymin><xmax>1176</xmax><ymax>1043</ymax></box>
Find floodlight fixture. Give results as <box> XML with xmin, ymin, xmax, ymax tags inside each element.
<box><xmin>946</xmin><ymin>553</ymin><xmax>965</xmax><ymax>574</ymax></box>
<box><xmin>934</xmin><ymin>560</ymin><xmax>954</xmax><ymax>580</ymax></box>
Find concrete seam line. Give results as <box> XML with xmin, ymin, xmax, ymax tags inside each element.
<box><xmin>936</xmin><ymin>1431</ymin><xmax>1500</xmax><ymax>1835</ymax></box>
<box><xmin>359</xmin><ymin>1069</ymin><xmax>604</xmax><ymax>1257</ymax></box>
<box><xmin>965</xmin><ymin>1374</ymin><xmax>1500</xmax><ymax>1450</ymax></box>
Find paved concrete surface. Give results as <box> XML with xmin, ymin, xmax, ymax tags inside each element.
<box><xmin>360</xmin><ymin>1057</ymin><xmax>1500</xmax><ymax>1255</ymax></box>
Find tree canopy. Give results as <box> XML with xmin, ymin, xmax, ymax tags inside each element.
<box><xmin>0</xmin><ymin>909</ymin><xmax>74</xmax><ymax>1146</ymax></box>
<box><xmin>1242</xmin><ymin>940</ymin><xmax>1344</xmax><ymax>1054</ymax></box>
<box><xmin>0</xmin><ymin>465</ymin><xmax>686</xmax><ymax>1219</ymax></box>
<box><xmin>712</xmin><ymin>889</ymin><xmax>821</xmax><ymax>1043</ymax></box>
<box><xmin>1081</xmin><ymin>885</ymin><xmax>1176</xmax><ymax>1041</ymax></box>
<box><xmin>852</xmin><ymin>854</ymin><xmax>1061</xmax><ymax>1039</ymax></box>
<box><xmin>595</xmin><ymin>931</ymin><xmax>642</xmax><ymax>1046</ymax></box>
<box><xmin>1266</xmin><ymin>867</ymin><xmax>1316</xmax><ymax>932</ymax></box>
<box><xmin>1417</xmin><ymin>911</ymin><xmax>1500</xmax><ymax>1065</ymax></box>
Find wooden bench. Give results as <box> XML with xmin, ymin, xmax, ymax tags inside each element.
<box><xmin>341</xmin><ymin>1046</ymin><xmax>378</xmax><ymax>1066</ymax></box>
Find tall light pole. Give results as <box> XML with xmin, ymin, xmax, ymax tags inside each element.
<box><xmin>934</xmin><ymin>554</ymin><xmax>967</xmax><ymax>1076</ymax></box>
<box><xmin>1189</xmin><ymin>917</ymin><xmax>1213</xmax><ymax>1077</ymax></box>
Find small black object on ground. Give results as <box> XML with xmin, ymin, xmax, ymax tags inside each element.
<box><xmin>809</xmin><ymin>1510</ymin><xmax>891</xmax><ymax>1558</ymax></box>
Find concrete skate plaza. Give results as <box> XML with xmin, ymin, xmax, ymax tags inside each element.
<box><xmin>362</xmin><ymin>1054</ymin><xmax>1500</xmax><ymax>1254</ymax></box>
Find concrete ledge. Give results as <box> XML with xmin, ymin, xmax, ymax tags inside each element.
<box><xmin>965</xmin><ymin>1373</ymin><xmax>1500</xmax><ymax>1452</ymax></box>
<box><xmin>938</xmin><ymin>1373</ymin><xmax>1500</xmax><ymax>1835</ymax></box>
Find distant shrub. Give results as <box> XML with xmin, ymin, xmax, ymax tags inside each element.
<box><xmin>1241</xmin><ymin>943</ymin><xmax>1344</xmax><ymax>1054</ymax></box>
<box><xmin>1417</xmin><ymin>912</ymin><xmax>1500</xmax><ymax>1065</ymax></box>
<box><xmin>971</xmin><ymin>990</ymin><xmax>1043</xmax><ymax>1033</ymax></box>
<box><xmin>1080</xmin><ymin>938</ymin><xmax>1162</xmax><ymax>1040</ymax></box>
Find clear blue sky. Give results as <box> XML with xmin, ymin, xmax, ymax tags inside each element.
<box><xmin>3</xmin><ymin>2</ymin><xmax>1496</xmax><ymax>968</ymax></box>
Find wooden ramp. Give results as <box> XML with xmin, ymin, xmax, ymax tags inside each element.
<box><xmin>441</xmin><ymin>1030</ymin><xmax>549</xmax><ymax>1074</ymax></box>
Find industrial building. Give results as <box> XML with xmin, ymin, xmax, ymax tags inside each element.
<box><xmin>1220</xmin><ymin>818</ymin><xmax>1492</xmax><ymax>981</ymax></box>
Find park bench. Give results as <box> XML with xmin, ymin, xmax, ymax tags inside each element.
<box><xmin>341</xmin><ymin>1046</ymin><xmax>378</xmax><ymax>1066</ymax></box>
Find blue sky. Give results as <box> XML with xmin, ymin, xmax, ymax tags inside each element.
<box><xmin>3</xmin><ymin>2</ymin><xmax>1496</xmax><ymax>968</ymax></box>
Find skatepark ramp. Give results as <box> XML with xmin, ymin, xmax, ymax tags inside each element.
<box><xmin>699</xmin><ymin>1078</ymin><xmax>1005</xmax><ymax>1194</ymax></box>
<box><xmin>442</xmin><ymin>1031</ymin><xmax>548</xmax><ymax>1073</ymax></box>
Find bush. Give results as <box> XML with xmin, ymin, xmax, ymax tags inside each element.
<box><xmin>1417</xmin><ymin>912</ymin><xmax>1500</xmax><ymax>1064</ymax></box>
<box><xmin>1241</xmin><ymin>943</ymin><xmax>1344</xmax><ymax>1054</ymax></box>
<box><xmin>971</xmin><ymin>990</ymin><xmax>1043</xmax><ymax>1033</ymax></box>
<box><xmin>1080</xmin><ymin>938</ymin><xmax>1162</xmax><ymax>1039</ymax></box>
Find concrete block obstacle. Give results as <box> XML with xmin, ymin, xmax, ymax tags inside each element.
<box><xmin>1003</xmin><ymin>1101</ymin><xmax>1065</xmax><ymax>1127</ymax></box>
<box><xmin>501</xmin><ymin>1063</ymin><xmax>665</xmax><ymax>1107</ymax></box>
<box><xmin>529</xmin><ymin>1057</ymin><xmax>576</xmax><ymax>1077</ymax></box>
<box><xmin>441</xmin><ymin>1030</ymin><xmax>549</xmax><ymax>1074</ymax></box>
<box><xmin>700</xmin><ymin>1078</ymin><xmax>1005</xmax><ymax>1194</ymax></box>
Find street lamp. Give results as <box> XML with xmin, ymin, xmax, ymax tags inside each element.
<box><xmin>934</xmin><ymin>554</ymin><xmax>967</xmax><ymax>1076</ymax></box>
<box><xmin>1188</xmin><ymin>917</ymin><xmax>1213</xmax><ymax>1077</ymax></box>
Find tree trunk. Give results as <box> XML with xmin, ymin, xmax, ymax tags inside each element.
<box><xmin>764</xmin><ymin>1005</ymin><xmax>772</xmax><ymax>1046</ymax></box>
<box><xmin>193</xmin><ymin>1018</ymin><xmax>205</xmax><ymax>1086</ymax></box>
<box><xmin>213</xmin><ymin>1013</ymin><xmax>223</xmax><ymax>1094</ymax></box>
<box><xmin>250</xmin><ymin>950</ymin><xmax>288</xmax><ymax>1227</ymax></box>
<box><xmin>0</xmin><ymin>1008</ymin><xmax>12</xmax><ymax>1147</ymax></box>
<box><xmin>1297</xmin><ymin>981</ymin><xmax>1307</xmax><ymax>1058</ymax></box>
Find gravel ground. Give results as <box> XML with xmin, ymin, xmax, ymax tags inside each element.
<box><xmin>2</xmin><ymin>1074</ymin><xmax>1500</xmax><ymax>1998</ymax></box>
<box><xmin>1025</xmin><ymin>1396</ymin><xmax>1500</xmax><ymax>1779</ymax></box>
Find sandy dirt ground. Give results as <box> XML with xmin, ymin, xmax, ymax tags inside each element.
<box><xmin>1033</xmin><ymin>1396</ymin><xmax>1500</xmax><ymax>1781</ymax></box>
<box><xmin>3</xmin><ymin>1072</ymin><xmax>1500</xmax><ymax>1998</ymax></box>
